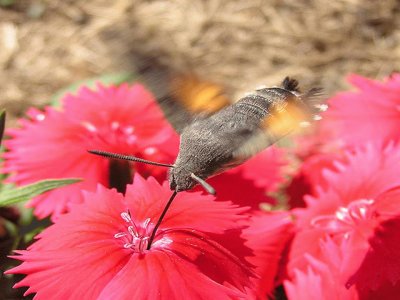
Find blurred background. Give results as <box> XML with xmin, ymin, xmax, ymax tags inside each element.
<box><xmin>0</xmin><ymin>0</ymin><xmax>399</xmax><ymax>122</ymax></box>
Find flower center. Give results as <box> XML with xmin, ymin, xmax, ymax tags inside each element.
<box><xmin>114</xmin><ymin>211</ymin><xmax>172</xmax><ymax>253</ymax></box>
<box><xmin>311</xmin><ymin>199</ymin><xmax>377</xmax><ymax>239</ymax></box>
<box><xmin>114</xmin><ymin>211</ymin><xmax>153</xmax><ymax>253</ymax></box>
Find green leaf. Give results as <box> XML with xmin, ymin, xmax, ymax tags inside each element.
<box><xmin>50</xmin><ymin>72</ymin><xmax>137</xmax><ymax>107</ymax></box>
<box><xmin>0</xmin><ymin>110</ymin><xmax>5</xmax><ymax>146</ymax></box>
<box><xmin>0</xmin><ymin>178</ymin><xmax>81</xmax><ymax>207</ymax></box>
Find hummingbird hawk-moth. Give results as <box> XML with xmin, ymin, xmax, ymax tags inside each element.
<box><xmin>89</xmin><ymin>75</ymin><xmax>323</xmax><ymax>248</ymax></box>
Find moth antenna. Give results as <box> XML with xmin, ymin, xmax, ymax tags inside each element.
<box><xmin>88</xmin><ymin>150</ymin><xmax>175</xmax><ymax>168</ymax></box>
<box><xmin>190</xmin><ymin>173</ymin><xmax>216</xmax><ymax>195</ymax></box>
<box><xmin>282</xmin><ymin>77</ymin><xmax>300</xmax><ymax>92</ymax></box>
<box><xmin>147</xmin><ymin>190</ymin><xmax>178</xmax><ymax>249</ymax></box>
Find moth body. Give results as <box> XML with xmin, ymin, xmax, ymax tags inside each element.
<box><xmin>169</xmin><ymin>77</ymin><xmax>319</xmax><ymax>192</ymax></box>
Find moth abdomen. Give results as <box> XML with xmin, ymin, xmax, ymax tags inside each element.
<box><xmin>234</xmin><ymin>95</ymin><xmax>272</xmax><ymax>119</ymax></box>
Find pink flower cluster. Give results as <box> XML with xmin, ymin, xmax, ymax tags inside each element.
<box><xmin>4</xmin><ymin>74</ymin><xmax>400</xmax><ymax>299</ymax></box>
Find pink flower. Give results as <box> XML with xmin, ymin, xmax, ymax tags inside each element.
<box><xmin>294</xmin><ymin>143</ymin><xmax>400</xmax><ymax>232</ymax></box>
<box><xmin>7</xmin><ymin>175</ymin><xmax>255</xmax><ymax>299</ymax></box>
<box><xmin>286</xmin><ymin>194</ymin><xmax>400</xmax><ymax>299</ymax></box>
<box><xmin>233</xmin><ymin>146</ymin><xmax>287</xmax><ymax>193</ymax></box>
<box><xmin>242</xmin><ymin>211</ymin><xmax>295</xmax><ymax>298</ymax></box>
<box><xmin>2</xmin><ymin>83</ymin><xmax>179</xmax><ymax>219</ymax></box>
<box><xmin>286</xmin><ymin>152</ymin><xmax>343</xmax><ymax>208</ymax></box>
<box><xmin>287</xmin><ymin>143</ymin><xmax>400</xmax><ymax>298</ymax></box>
<box><xmin>195</xmin><ymin>146</ymin><xmax>288</xmax><ymax>209</ymax></box>
<box><xmin>284</xmin><ymin>238</ymin><xmax>359</xmax><ymax>300</ymax></box>
<box><xmin>346</xmin><ymin>190</ymin><xmax>400</xmax><ymax>297</ymax></box>
<box><xmin>321</xmin><ymin>73</ymin><xmax>400</xmax><ymax>147</ymax></box>
<box><xmin>288</xmin><ymin>143</ymin><xmax>400</xmax><ymax>271</ymax></box>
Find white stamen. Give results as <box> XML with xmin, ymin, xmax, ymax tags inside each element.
<box><xmin>143</xmin><ymin>218</ymin><xmax>151</xmax><ymax>228</ymax></box>
<box><xmin>114</xmin><ymin>232</ymin><xmax>127</xmax><ymax>238</ymax></box>
<box><xmin>336</xmin><ymin>207</ymin><xmax>348</xmax><ymax>221</ymax></box>
<box><xmin>121</xmin><ymin>212</ymin><xmax>131</xmax><ymax>223</ymax></box>
<box><xmin>115</xmin><ymin>212</ymin><xmax>153</xmax><ymax>252</ymax></box>
<box><xmin>128</xmin><ymin>226</ymin><xmax>139</xmax><ymax>238</ymax></box>
<box><xmin>313</xmin><ymin>115</ymin><xmax>322</xmax><ymax>121</ymax></box>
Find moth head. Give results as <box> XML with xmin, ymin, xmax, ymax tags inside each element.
<box><xmin>87</xmin><ymin>150</ymin><xmax>215</xmax><ymax>195</ymax></box>
<box><xmin>169</xmin><ymin>167</ymin><xmax>216</xmax><ymax>195</ymax></box>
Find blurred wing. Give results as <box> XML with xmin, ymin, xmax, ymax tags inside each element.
<box><xmin>138</xmin><ymin>67</ymin><xmax>231</xmax><ymax>133</ymax></box>
<box><xmin>138</xmin><ymin>67</ymin><xmax>324</xmax><ymax>161</ymax></box>
<box><xmin>233</xmin><ymin>93</ymin><xmax>319</xmax><ymax>160</ymax></box>
<box><xmin>170</xmin><ymin>75</ymin><xmax>230</xmax><ymax>114</ymax></box>
<box><xmin>232</xmin><ymin>128</ymin><xmax>276</xmax><ymax>161</ymax></box>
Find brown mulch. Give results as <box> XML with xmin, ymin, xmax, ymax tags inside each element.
<box><xmin>0</xmin><ymin>0</ymin><xmax>399</xmax><ymax>126</ymax></box>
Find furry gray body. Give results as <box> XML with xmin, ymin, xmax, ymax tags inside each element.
<box><xmin>169</xmin><ymin>86</ymin><xmax>300</xmax><ymax>192</ymax></box>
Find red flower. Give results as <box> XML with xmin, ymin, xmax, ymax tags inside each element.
<box><xmin>321</xmin><ymin>73</ymin><xmax>400</xmax><ymax>147</ymax></box>
<box><xmin>346</xmin><ymin>190</ymin><xmax>400</xmax><ymax>297</ymax></box>
<box><xmin>2</xmin><ymin>83</ymin><xmax>179</xmax><ymax>219</ymax></box>
<box><xmin>286</xmin><ymin>193</ymin><xmax>400</xmax><ymax>299</ymax></box>
<box><xmin>287</xmin><ymin>143</ymin><xmax>400</xmax><ymax>298</ymax></box>
<box><xmin>286</xmin><ymin>152</ymin><xmax>343</xmax><ymax>208</ymax></box>
<box><xmin>198</xmin><ymin>146</ymin><xmax>288</xmax><ymax>209</ymax></box>
<box><xmin>233</xmin><ymin>146</ymin><xmax>287</xmax><ymax>193</ymax></box>
<box><xmin>242</xmin><ymin>211</ymin><xmax>295</xmax><ymax>298</ymax></box>
<box><xmin>7</xmin><ymin>175</ymin><xmax>255</xmax><ymax>299</ymax></box>
<box><xmin>294</xmin><ymin>143</ymin><xmax>400</xmax><ymax>232</ymax></box>
<box><xmin>284</xmin><ymin>238</ymin><xmax>359</xmax><ymax>300</ymax></box>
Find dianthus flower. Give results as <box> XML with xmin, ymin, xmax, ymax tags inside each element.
<box><xmin>321</xmin><ymin>73</ymin><xmax>400</xmax><ymax>147</ymax></box>
<box><xmin>288</xmin><ymin>74</ymin><xmax>400</xmax><ymax>206</ymax></box>
<box><xmin>203</xmin><ymin>146</ymin><xmax>288</xmax><ymax>209</ymax></box>
<box><xmin>7</xmin><ymin>175</ymin><xmax>255</xmax><ymax>299</ymax></box>
<box><xmin>284</xmin><ymin>238</ymin><xmax>358</xmax><ymax>300</ymax></box>
<box><xmin>286</xmin><ymin>191</ymin><xmax>400</xmax><ymax>299</ymax></box>
<box><xmin>287</xmin><ymin>143</ymin><xmax>400</xmax><ymax>298</ymax></box>
<box><xmin>2</xmin><ymin>83</ymin><xmax>179</xmax><ymax>219</ymax></box>
<box><xmin>242</xmin><ymin>211</ymin><xmax>294</xmax><ymax>298</ymax></box>
<box><xmin>286</xmin><ymin>151</ymin><xmax>343</xmax><ymax>208</ymax></box>
<box><xmin>285</xmin><ymin>122</ymin><xmax>345</xmax><ymax>209</ymax></box>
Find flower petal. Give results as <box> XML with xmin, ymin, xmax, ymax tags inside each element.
<box><xmin>3</xmin><ymin>83</ymin><xmax>179</xmax><ymax>219</ymax></box>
